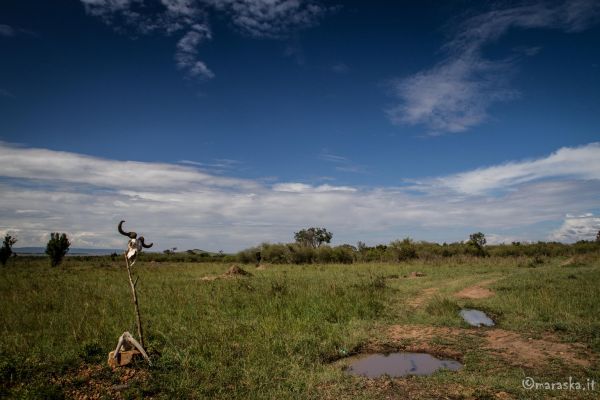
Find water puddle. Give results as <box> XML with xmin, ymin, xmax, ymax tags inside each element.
<box><xmin>460</xmin><ymin>309</ymin><xmax>495</xmax><ymax>327</ymax></box>
<box><xmin>345</xmin><ymin>352</ymin><xmax>462</xmax><ymax>378</ymax></box>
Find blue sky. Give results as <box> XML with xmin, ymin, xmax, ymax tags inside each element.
<box><xmin>1</xmin><ymin>0</ymin><xmax>599</xmax><ymax>251</ymax></box>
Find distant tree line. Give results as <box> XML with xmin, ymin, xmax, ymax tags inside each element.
<box><xmin>230</xmin><ymin>228</ymin><xmax>600</xmax><ymax>265</ymax></box>
<box><xmin>2</xmin><ymin>228</ymin><xmax>600</xmax><ymax>266</ymax></box>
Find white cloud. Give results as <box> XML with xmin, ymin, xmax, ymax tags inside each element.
<box><xmin>272</xmin><ymin>183</ymin><xmax>356</xmax><ymax>193</ymax></box>
<box><xmin>387</xmin><ymin>56</ymin><xmax>516</xmax><ymax>134</ymax></box>
<box><xmin>549</xmin><ymin>214</ymin><xmax>600</xmax><ymax>242</ymax></box>
<box><xmin>388</xmin><ymin>0</ymin><xmax>600</xmax><ymax>134</ymax></box>
<box><xmin>436</xmin><ymin>142</ymin><xmax>600</xmax><ymax>195</ymax></box>
<box><xmin>0</xmin><ymin>141</ymin><xmax>255</xmax><ymax>190</ymax></box>
<box><xmin>80</xmin><ymin>0</ymin><xmax>332</xmax><ymax>81</ymax></box>
<box><xmin>206</xmin><ymin>0</ymin><xmax>330</xmax><ymax>38</ymax></box>
<box><xmin>1</xmin><ymin>142</ymin><xmax>599</xmax><ymax>250</ymax></box>
<box><xmin>175</xmin><ymin>25</ymin><xmax>215</xmax><ymax>79</ymax></box>
<box><xmin>161</xmin><ymin>0</ymin><xmax>200</xmax><ymax>17</ymax></box>
<box><xmin>80</xmin><ymin>0</ymin><xmax>136</xmax><ymax>14</ymax></box>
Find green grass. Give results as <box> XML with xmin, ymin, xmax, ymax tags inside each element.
<box><xmin>1</xmin><ymin>254</ymin><xmax>599</xmax><ymax>399</ymax></box>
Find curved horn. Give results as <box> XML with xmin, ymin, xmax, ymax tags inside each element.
<box><xmin>118</xmin><ymin>220</ymin><xmax>137</xmax><ymax>239</ymax></box>
<box><xmin>139</xmin><ymin>236</ymin><xmax>153</xmax><ymax>248</ymax></box>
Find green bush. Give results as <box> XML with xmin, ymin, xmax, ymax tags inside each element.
<box><xmin>388</xmin><ymin>238</ymin><xmax>418</xmax><ymax>261</ymax></box>
<box><xmin>0</xmin><ymin>234</ymin><xmax>17</xmax><ymax>266</ymax></box>
<box><xmin>236</xmin><ymin>246</ymin><xmax>261</xmax><ymax>264</ymax></box>
<box><xmin>45</xmin><ymin>233</ymin><xmax>71</xmax><ymax>267</ymax></box>
<box><xmin>261</xmin><ymin>243</ymin><xmax>290</xmax><ymax>264</ymax></box>
<box><xmin>315</xmin><ymin>245</ymin><xmax>334</xmax><ymax>263</ymax></box>
<box><xmin>287</xmin><ymin>243</ymin><xmax>315</xmax><ymax>264</ymax></box>
<box><xmin>332</xmin><ymin>245</ymin><xmax>355</xmax><ymax>264</ymax></box>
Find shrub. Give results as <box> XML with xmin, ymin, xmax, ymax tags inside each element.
<box><xmin>287</xmin><ymin>243</ymin><xmax>315</xmax><ymax>264</ymax></box>
<box><xmin>236</xmin><ymin>247</ymin><xmax>261</xmax><ymax>264</ymax></box>
<box><xmin>388</xmin><ymin>238</ymin><xmax>418</xmax><ymax>261</ymax></box>
<box><xmin>315</xmin><ymin>245</ymin><xmax>334</xmax><ymax>263</ymax></box>
<box><xmin>0</xmin><ymin>234</ymin><xmax>17</xmax><ymax>266</ymax></box>
<box><xmin>332</xmin><ymin>245</ymin><xmax>355</xmax><ymax>264</ymax></box>
<box><xmin>45</xmin><ymin>233</ymin><xmax>70</xmax><ymax>267</ymax></box>
<box><xmin>260</xmin><ymin>243</ymin><xmax>290</xmax><ymax>264</ymax></box>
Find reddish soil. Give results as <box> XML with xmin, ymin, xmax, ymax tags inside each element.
<box><xmin>387</xmin><ymin>324</ymin><xmax>593</xmax><ymax>369</ymax></box>
<box><xmin>455</xmin><ymin>279</ymin><xmax>497</xmax><ymax>299</ymax></box>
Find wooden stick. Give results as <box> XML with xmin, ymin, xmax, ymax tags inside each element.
<box><xmin>124</xmin><ymin>254</ymin><xmax>145</xmax><ymax>349</ymax></box>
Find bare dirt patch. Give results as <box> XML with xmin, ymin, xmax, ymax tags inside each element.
<box><xmin>317</xmin><ymin>379</ymin><xmax>475</xmax><ymax>400</ymax></box>
<box><xmin>483</xmin><ymin>329</ymin><xmax>591</xmax><ymax>368</ymax></box>
<box><xmin>455</xmin><ymin>278</ymin><xmax>497</xmax><ymax>299</ymax></box>
<box><xmin>51</xmin><ymin>364</ymin><xmax>150</xmax><ymax>400</ymax></box>
<box><xmin>387</xmin><ymin>324</ymin><xmax>464</xmax><ymax>360</ymax></box>
<box><xmin>387</xmin><ymin>324</ymin><xmax>593</xmax><ymax>369</ymax></box>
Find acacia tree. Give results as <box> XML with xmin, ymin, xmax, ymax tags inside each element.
<box><xmin>45</xmin><ymin>233</ymin><xmax>71</xmax><ymax>267</ymax></box>
<box><xmin>0</xmin><ymin>234</ymin><xmax>17</xmax><ymax>266</ymax></box>
<box><xmin>468</xmin><ymin>232</ymin><xmax>487</xmax><ymax>256</ymax></box>
<box><xmin>294</xmin><ymin>227</ymin><xmax>333</xmax><ymax>248</ymax></box>
<box><xmin>596</xmin><ymin>230</ymin><xmax>600</xmax><ymax>243</ymax></box>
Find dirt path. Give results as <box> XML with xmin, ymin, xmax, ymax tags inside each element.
<box><xmin>408</xmin><ymin>276</ymin><xmax>499</xmax><ymax>308</ymax></box>
<box><xmin>387</xmin><ymin>324</ymin><xmax>593</xmax><ymax>369</ymax></box>
<box><xmin>455</xmin><ymin>278</ymin><xmax>498</xmax><ymax>299</ymax></box>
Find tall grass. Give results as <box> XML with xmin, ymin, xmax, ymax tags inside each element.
<box><xmin>1</xmin><ymin>255</ymin><xmax>599</xmax><ymax>399</ymax></box>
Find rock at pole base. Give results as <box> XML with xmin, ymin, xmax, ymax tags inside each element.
<box><xmin>108</xmin><ymin>350</ymin><xmax>141</xmax><ymax>368</ymax></box>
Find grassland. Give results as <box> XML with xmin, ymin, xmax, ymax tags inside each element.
<box><xmin>1</xmin><ymin>254</ymin><xmax>599</xmax><ymax>399</ymax></box>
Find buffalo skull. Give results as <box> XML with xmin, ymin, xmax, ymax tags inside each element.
<box><xmin>118</xmin><ymin>220</ymin><xmax>153</xmax><ymax>266</ymax></box>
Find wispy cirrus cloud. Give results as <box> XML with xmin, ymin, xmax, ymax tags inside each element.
<box><xmin>319</xmin><ymin>150</ymin><xmax>367</xmax><ymax>174</ymax></box>
<box><xmin>175</xmin><ymin>24</ymin><xmax>214</xmax><ymax>79</ymax></box>
<box><xmin>0</xmin><ymin>24</ymin><xmax>15</xmax><ymax>36</ymax></box>
<box><xmin>0</xmin><ymin>142</ymin><xmax>256</xmax><ymax>190</ymax></box>
<box><xmin>178</xmin><ymin>157</ymin><xmax>242</xmax><ymax>174</ymax></box>
<box><xmin>80</xmin><ymin>0</ymin><xmax>332</xmax><ymax>80</ymax></box>
<box><xmin>435</xmin><ymin>142</ymin><xmax>600</xmax><ymax>195</ymax></box>
<box><xmin>0</xmin><ymin>23</ymin><xmax>36</xmax><ymax>37</ymax></box>
<box><xmin>387</xmin><ymin>0</ymin><xmax>600</xmax><ymax>135</ymax></box>
<box><xmin>206</xmin><ymin>0</ymin><xmax>332</xmax><ymax>38</ymax></box>
<box><xmin>2</xmin><ymin>141</ymin><xmax>599</xmax><ymax>250</ymax></box>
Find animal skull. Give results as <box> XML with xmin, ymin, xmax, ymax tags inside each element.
<box><xmin>118</xmin><ymin>220</ymin><xmax>153</xmax><ymax>266</ymax></box>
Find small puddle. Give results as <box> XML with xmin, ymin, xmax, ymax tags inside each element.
<box><xmin>345</xmin><ymin>352</ymin><xmax>462</xmax><ymax>378</ymax></box>
<box><xmin>460</xmin><ymin>309</ymin><xmax>495</xmax><ymax>327</ymax></box>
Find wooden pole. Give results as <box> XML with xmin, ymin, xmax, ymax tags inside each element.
<box><xmin>124</xmin><ymin>254</ymin><xmax>145</xmax><ymax>348</ymax></box>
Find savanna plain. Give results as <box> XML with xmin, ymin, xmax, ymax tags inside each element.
<box><xmin>1</xmin><ymin>253</ymin><xmax>599</xmax><ymax>399</ymax></box>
